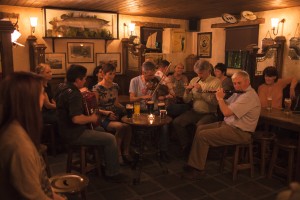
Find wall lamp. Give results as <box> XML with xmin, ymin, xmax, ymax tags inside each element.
<box><xmin>271</xmin><ymin>18</ymin><xmax>285</xmax><ymax>36</ymax></box>
<box><xmin>30</xmin><ymin>17</ymin><xmax>38</xmax><ymax>35</ymax></box>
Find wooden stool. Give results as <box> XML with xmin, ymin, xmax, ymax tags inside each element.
<box><xmin>43</xmin><ymin>123</ymin><xmax>56</xmax><ymax>156</ymax></box>
<box><xmin>39</xmin><ymin>144</ymin><xmax>51</xmax><ymax>177</ymax></box>
<box><xmin>267</xmin><ymin>138</ymin><xmax>298</xmax><ymax>183</ymax></box>
<box><xmin>220</xmin><ymin>141</ymin><xmax>254</xmax><ymax>181</ymax></box>
<box><xmin>253</xmin><ymin>131</ymin><xmax>276</xmax><ymax>175</ymax></box>
<box><xmin>66</xmin><ymin>145</ymin><xmax>102</xmax><ymax>176</ymax></box>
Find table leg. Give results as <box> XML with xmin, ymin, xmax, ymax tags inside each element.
<box><xmin>295</xmin><ymin>132</ymin><xmax>300</xmax><ymax>182</ymax></box>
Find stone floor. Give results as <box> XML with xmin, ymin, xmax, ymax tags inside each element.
<box><xmin>48</xmin><ymin>140</ymin><xmax>290</xmax><ymax>200</ymax></box>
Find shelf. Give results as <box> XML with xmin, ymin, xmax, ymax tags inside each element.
<box><xmin>211</xmin><ymin>18</ymin><xmax>265</xmax><ymax>28</ymax></box>
<box><xmin>42</xmin><ymin>37</ymin><xmax>116</xmax><ymax>40</ymax></box>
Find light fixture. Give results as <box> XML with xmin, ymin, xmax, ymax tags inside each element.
<box><xmin>30</xmin><ymin>17</ymin><xmax>38</xmax><ymax>35</ymax></box>
<box><xmin>11</xmin><ymin>29</ymin><xmax>21</xmax><ymax>43</ymax></box>
<box><xmin>128</xmin><ymin>23</ymin><xmax>136</xmax><ymax>36</ymax></box>
<box><xmin>271</xmin><ymin>18</ymin><xmax>285</xmax><ymax>36</ymax></box>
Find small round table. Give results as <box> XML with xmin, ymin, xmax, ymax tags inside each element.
<box><xmin>121</xmin><ymin>114</ymin><xmax>172</xmax><ymax>184</ymax></box>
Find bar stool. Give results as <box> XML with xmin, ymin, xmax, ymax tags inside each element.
<box><xmin>267</xmin><ymin>138</ymin><xmax>298</xmax><ymax>183</ymax></box>
<box><xmin>39</xmin><ymin>144</ymin><xmax>51</xmax><ymax>177</ymax></box>
<box><xmin>66</xmin><ymin>145</ymin><xmax>102</xmax><ymax>176</ymax></box>
<box><xmin>220</xmin><ymin>140</ymin><xmax>254</xmax><ymax>181</ymax></box>
<box><xmin>253</xmin><ymin>131</ymin><xmax>276</xmax><ymax>175</ymax></box>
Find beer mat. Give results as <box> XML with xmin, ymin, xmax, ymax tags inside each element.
<box><xmin>50</xmin><ymin>174</ymin><xmax>89</xmax><ymax>193</ymax></box>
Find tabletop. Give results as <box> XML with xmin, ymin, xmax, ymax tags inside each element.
<box><xmin>121</xmin><ymin>113</ymin><xmax>172</xmax><ymax>127</ymax></box>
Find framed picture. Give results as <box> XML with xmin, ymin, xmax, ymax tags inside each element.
<box><xmin>171</xmin><ymin>29</ymin><xmax>186</xmax><ymax>53</ymax></box>
<box><xmin>140</xmin><ymin>27</ymin><xmax>163</xmax><ymax>52</ymax></box>
<box><xmin>96</xmin><ymin>53</ymin><xmax>121</xmax><ymax>73</ymax></box>
<box><xmin>67</xmin><ymin>42</ymin><xmax>94</xmax><ymax>63</ymax></box>
<box><xmin>45</xmin><ymin>53</ymin><xmax>66</xmax><ymax>77</ymax></box>
<box><xmin>43</xmin><ymin>8</ymin><xmax>118</xmax><ymax>39</ymax></box>
<box><xmin>197</xmin><ymin>32</ymin><xmax>212</xmax><ymax>58</ymax></box>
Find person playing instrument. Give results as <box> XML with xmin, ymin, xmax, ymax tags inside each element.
<box><xmin>258</xmin><ymin>66</ymin><xmax>298</xmax><ymax>109</ymax></box>
<box><xmin>172</xmin><ymin>60</ymin><xmax>221</xmax><ymax>157</ymax></box>
<box><xmin>182</xmin><ymin>70</ymin><xmax>261</xmax><ymax>180</ymax></box>
<box><xmin>93</xmin><ymin>63</ymin><xmax>132</xmax><ymax>165</ymax></box>
<box><xmin>129</xmin><ymin>61</ymin><xmax>170</xmax><ymax>162</ymax></box>
<box><xmin>0</xmin><ymin>72</ymin><xmax>64</xmax><ymax>200</ymax></box>
<box><xmin>164</xmin><ymin>63</ymin><xmax>190</xmax><ymax>117</ymax></box>
<box><xmin>55</xmin><ymin>65</ymin><xmax>127</xmax><ymax>182</ymax></box>
<box><xmin>155</xmin><ymin>59</ymin><xmax>170</xmax><ymax>84</ymax></box>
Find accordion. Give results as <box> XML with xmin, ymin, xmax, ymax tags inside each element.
<box><xmin>81</xmin><ymin>89</ymin><xmax>99</xmax><ymax>129</ymax></box>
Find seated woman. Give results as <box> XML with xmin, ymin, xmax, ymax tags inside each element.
<box><xmin>93</xmin><ymin>63</ymin><xmax>132</xmax><ymax>164</ymax></box>
<box><xmin>164</xmin><ymin>63</ymin><xmax>190</xmax><ymax>117</ymax></box>
<box><xmin>213</xmin><ymin>63</ymin><xmax>234</xmax><ymax>99</ymax></box>
<box><xmin>35</xmin><ymin>63</ymin><xmax>57</xmax><ymax>124</ymax></box>
<box><xmin>0</xmin><ymin>72</ymin><xmax>64</xmax><ymax>200</ymax></box>
<box><xmin>88</xmin><ymin>64</ymin><xmax>103</xmax><ymax>90</ymax></box>
<box><xmin>258</xmin><ymin>66</ymin><xmax>298</xmax><ymax>109</ymax></box>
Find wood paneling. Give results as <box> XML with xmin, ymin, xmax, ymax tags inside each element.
<box><xmin>2</xmin><ymin>0</ymin><xmax>300</xmax><ymax>20</ymax></box>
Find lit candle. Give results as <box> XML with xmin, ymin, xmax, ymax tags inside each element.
<box><xmin>148</xmin><ymin>114</ymin><xmax>155</xmax><ymax>124</ymax></box>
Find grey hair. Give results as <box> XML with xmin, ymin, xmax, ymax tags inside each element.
<box><xmin>194</xmin><ymin>60</ymin><xmax>212</xmax><ymax>73</ymax></box>
<box><xmin>142</xmin><ymin>61</ymin><xmax>156</xmax><ymax>72</ymax></box>
<box><xmin>232</xmin><ymin>70</ymin><xmax>250</xmax><ymax>80</ymax></box>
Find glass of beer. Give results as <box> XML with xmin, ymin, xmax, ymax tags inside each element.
<box><xmin>284</xmin><ymin>98</ymin><xmax>292</xmax><ymax>115</ymax></box>
<box><xmin>157</xmin><ymin>101</ymin><xmax>166</xmax><ymax>112</ymax></box>
<box><xmin>160</xmin><ymin>109</ymin><xmax>167</xmax><ymax>119</ymax></box>
<box><xmin>133</xmin><ymin>101</ymin><xmax>140</xmax><ymax>116</ymax></box>
<box><xmin>126</xmin><ymin>104</ymin><xmax>134</xmax><ymax>118</ymax></box>
<box><xmin>267</xmin><ymin>96</ymin><xmax>272</xmax><ymax>111</ymax></box>
<box><xmin>146</xmin><ymin>100</ymin><xmax>154</xmax><ymax>114</ymax></box>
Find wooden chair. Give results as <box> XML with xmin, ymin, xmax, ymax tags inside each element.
<box><xmin>42</xmin><ymin>123</ymin><xmax>57</xmax><ymax>156</ymax></box>
<box><xmin>253</xmin><ymin>131</ymin><xmax>276</xmax><ymax>175</ymax></box>
<box><xmin>268</xmin><ymin>138</ymin><xmax>298</xmax><ymax>183</ymax></box>
<box><xmin>220</xmin><ymin>140</ymin><xmax>254</xmax><ymax>181</ymax></box>
<box><xmin>66</xmin><ymin>145</ymin><xmax>102</xmax><ymax>176</ymax></box>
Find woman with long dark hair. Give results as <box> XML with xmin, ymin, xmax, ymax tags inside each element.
<box><xmin>0</xmin><ymin>72</ymin><xmax>64</xmax><ymax>200</ymax></box>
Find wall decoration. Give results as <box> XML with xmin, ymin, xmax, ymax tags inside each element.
<box><xmin>141</xmin><ymin>27</ymin><xmax>163</xmax><ymax>52</ymax></box>
<box><xmin>197</xmin><ymin>32</ymin><xmax>212</xmax><ymax>58</ymax></box>
<box><xmin>171</xmin><ymin>29</ymin><xmax>186</xmax><ymax>53</ymax></box>
<box><xmin>43</xmin><ymin>8</ymin><xmax>118</xmax><ymax>39</ymax></box>
<box><xmin>45</xmin><ymin>53</ymin><xmax>66</xmax><ymax>77</ymax></box>
<box><xmin>68</xmin><ymin>42</ymin><xmax>94</xmax><ymax>63</ymax></box>
<box><xmin>96</xmin><ymin>53</ymin><xmax>121</xmax><ymax>73</ymax></box>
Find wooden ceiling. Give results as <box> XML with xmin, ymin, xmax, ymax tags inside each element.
<box><xmin>1</xmin><ymin>0</ymin><xmax>300</xmax><ymax>20</ymax></box>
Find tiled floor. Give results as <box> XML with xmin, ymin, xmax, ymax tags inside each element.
<box><xmin>48</xmin><ymin>140</ymin><xmax>290</xmax><ymax>200</ymax></box>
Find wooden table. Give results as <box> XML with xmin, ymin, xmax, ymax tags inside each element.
<box><xmin>259</xmin><ymin>108</ymin><xmax>300</xmax><ymax>181</ymax></box>
<box><xmin>121</xmin><ymin>114</ymin><xmax>172</xmax><ymax>184</ymax></box>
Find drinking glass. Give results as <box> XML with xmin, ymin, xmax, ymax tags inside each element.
<box><xmin>126</xmin><ymin>104</ymin><xmax>134</xmax><ymax>118</ymax></box>
<box><xmin>284</xmin><ymin>98</ymin><xmax>292</xmax><ymax>115</ymax></box>
<box><xmin>146</xmin><ymin>100</ymin><xmax>154</xmax><ymax>114</ymax></box>
<box><xmin>157</xmin><ymin>100</ymin><xmax>166</xmax><ymax>112</ymax></box>
<box><xmin>267</xmin><ymin>96</ymin><xmax>272</xmax><ymax>111</ymax></box>
<box><xmin>133</xmin><ymin>102</ymin><xmax>140</xmax><ymax>116</ymax></box>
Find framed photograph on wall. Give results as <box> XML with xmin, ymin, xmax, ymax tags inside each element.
<box><xmin>197</xmin><ymin>32</ymin><xmax>212</xmax><ymax>58</ymax></box>
<box><xmin>67</xmin><ymin>42</ymin><xmax>94</xmax><ymax>63</ymax></box>
<box><xmin>45</xmin><ymin>53</ymin><xmax>66</xmax><ymax>77</ymax></box>
<box><xmin>96</xmin><ymin>53</ymin><xmax>121</xmax><ymax>73</ymax></box>
<box><xmin>43</xmin><ymin>8</ymin><xmax>118</xmax><ymax>39</ymax></box>
<box><xmin>171</xmin><ymin>29</ymin><xmax>186</xmax><ymax>53</ymax></box>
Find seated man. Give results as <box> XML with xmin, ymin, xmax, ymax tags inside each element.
<box><xmin>173</xmin><ymin>60</ymin><xmax>221</xmax><ymax>156</ymax></box>
<box><xmin>129</xmin><ymin>60</ymin><xmax>170</xmax><ymax>162</ymax></box>
<box><xmin>182</xmin><ymin>70</ymin><xmax>261</xmax><ymax>180</ymax></box>
<box><xmin>54</xmin><ymin>64</ymin><xmax>126</xmax><ymax>182</ymax></box>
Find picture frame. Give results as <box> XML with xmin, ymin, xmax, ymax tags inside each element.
<box><xmin>171</xmin><ymin>29</ymin><xmax>186</xmax><ymax>53</ymax></box>
<box><xmin>197</xmin><ymin>32</ymin><xmax>212</xmax><ymax>58</ymax></box>
<box><xmin>140</xmin><ymin>27</ymin><xmax>163</xmax><ymax>52</ymax></box>
<box><xmin>96</xmin><ymin>53</ymin><xmax>121</xmax><ymax>74</ymax></box>
<box><xmin>45</xmin><ymin>53</ymin><xmax>66</xmax><ymax>77</ymax></box>
<box><xmin>67</xmin><ymin>42</ymin><xmax>94</xmax><ymax>63</ymax></box>
<box><xmin>43</xmin><ymin>8</ymin><xmax>118</xmax><ymax>39</ymax></box>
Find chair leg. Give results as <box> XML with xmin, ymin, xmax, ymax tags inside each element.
<box><xmin>219</xmin><ymin>146</ymin><xmax>228</xmax><ymax>173</ymax></box>
<box><xmin>94</xmin><ymin>148</ymin><xmax>102</xmax><ymax>176</ymax></box>
<box><xmin>260</xmin><ymin>140</ymin><xmax>267</xmax><ymax>176</ymax></box>
<box><xmin>66</xmin><ymin>148</ymin><xmax>73</xmax><ymax>173</ymax></box>
<box><xmin>233</xmin><ymin>146</ymin><xmax>240</xmax><ymax>181</ymax></box>
<box><xmin>267</xmin><ymin>144</ymin><xmax>278</xmax><ymax>179</ymax></box>
<box><xmin>249</xmin><ymin>143</ymin><xmax>254</xmax><ymax>178</ymax></box>
<box><xmin>80</xmin><ymin>147</ymin><xmax>86</xmax><ymax>175</ymax></box>
<box><xmin>287</xmin><ymin>149</ymin><xmax>295</xmax><ymax>183</ymax></box>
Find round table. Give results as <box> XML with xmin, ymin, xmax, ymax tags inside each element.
<box><xmin>121</xmin><ymin>113</ymin><xmax>172</xmax><ymax>184</ymax></box>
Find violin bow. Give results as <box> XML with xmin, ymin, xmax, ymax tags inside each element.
<box><xmin>151</xmin><ymin>62</ymin><xmax>172</xmax><ymax>97</ymax></box>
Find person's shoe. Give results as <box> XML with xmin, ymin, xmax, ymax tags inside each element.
<box><xmin>181</xmin><ymin>167</ymin><xmax>205</xmax><ymax>180</ymax></box>
<box><xmin>106</xmin><ymin>173</ymin><xmax>129</xmax><ymax>183</ymax></box>
<box><xmin>160</xmin><ymin>151</ymin><xmax>170</xmax><ymax>163</ymax></box>
<box><xmin>122</xmin><ymin>154</ymin><xmax>133</xmax><ymax>165</ymax></box>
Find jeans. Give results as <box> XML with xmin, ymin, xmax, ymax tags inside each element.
<box><xmin>72</xmin><ymin>128</ymin><xmax>120</xmax><ymax>176</ymax></box>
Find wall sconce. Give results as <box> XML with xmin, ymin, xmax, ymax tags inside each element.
<box><xmin>30</xmin><ymin>17</ymin><xmax>38</xmax><ymax>35</ymax></box>
<box><xmin>128</xmin><ymin>23</ymin><xmax>136</xmax><ymax>36</ymax></box>
<box><xmin>271</xmin><ymin>18</ymin><xmax>285</xmax><ymax>36</ymax></box>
